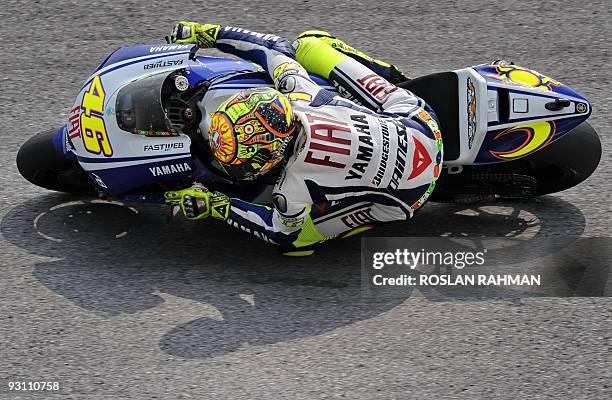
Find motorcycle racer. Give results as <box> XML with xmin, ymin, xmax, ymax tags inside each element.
<box><xmin>165</xmin><ymin>22</ymin><xmax>443</xmax><ymax>256</ymax></box>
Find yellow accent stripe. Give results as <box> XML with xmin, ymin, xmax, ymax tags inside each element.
<box><xmin>282</xmin><ymin>250</ymin><xmax>315</xmax><ymax>257</ymax></box>
<box><xmin>341</xmin><ymin>225</ymin><xmax>372</xmax><ymax>238</ymax></box>
<box><xmin>291</xmin><ymin>205</ymin><xmax>327</xmax><ymax>248</ymax></box>
<box><xmin>288</xmin><ymin>92</ymin><xmax>312</xmax><ymax>102</ymax></box>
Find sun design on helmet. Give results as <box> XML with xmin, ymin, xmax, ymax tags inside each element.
<box><xmin>209</xmin><ymin>113</ymin><xmax>236</xmax><ymax>163</ymax></box>
<box><xmin>208</xmin><ymin>88</ymin><xmax>298</xmax><ymax>180</ymax></box>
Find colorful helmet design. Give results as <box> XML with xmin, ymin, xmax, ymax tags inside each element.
<box><xmin>208</xmin><ymin>87</ymin><xmax>298</xmax><ymax>181</ymax></box>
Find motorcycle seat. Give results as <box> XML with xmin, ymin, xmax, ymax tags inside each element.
<box><xmin>398</xmin><ymin>72</ymin><xmax>460</xmax><ymax>161</ymax></box>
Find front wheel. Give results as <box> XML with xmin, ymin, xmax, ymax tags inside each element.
<box><xmin>16</xmin><ymin>130</ymin><xmax>94</xmax><ymax>193</ymax></box>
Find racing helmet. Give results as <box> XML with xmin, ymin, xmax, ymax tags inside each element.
<box><xmin>208</xmin><ymin>87</ymin><xmax>298</xmax><ymax>181</ymax></box>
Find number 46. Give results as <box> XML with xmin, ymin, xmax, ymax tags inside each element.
<box><xmin>80</xmin><ymin>76</ymin><xmax>113</xmax><ymax>156</ymax></box>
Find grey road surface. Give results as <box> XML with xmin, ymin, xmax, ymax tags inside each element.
<box><xmin>0</xmin><ymin>0</ymin><xmax>611</xmax><ymax>399</ymax></box>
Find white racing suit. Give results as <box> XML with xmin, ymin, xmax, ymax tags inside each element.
<box><xmin>212</xmin><ymin>27</ymin><xmax>443</xmax><ymax>254</ymax></box>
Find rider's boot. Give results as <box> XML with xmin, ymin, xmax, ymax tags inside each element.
<box><xmin>295</xmin><ymin>30</ymin><xmax>409</xmax><ymax>84</ymax></box>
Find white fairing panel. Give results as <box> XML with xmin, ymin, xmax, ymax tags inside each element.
<box><xmin>69</xmin><ymin>47</ymin><xmax>193</xmax><ymax>172</ymax></box>
<box><xmin>450</xmin><ymin>67</ymin><xmax>490</xmax><ymax>165</ymax></box>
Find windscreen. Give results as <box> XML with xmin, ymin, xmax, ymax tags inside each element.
<box><xmin>115</xmin><ymin>72</ymin><xmax>174</xmax><ymax>135</ymax></box>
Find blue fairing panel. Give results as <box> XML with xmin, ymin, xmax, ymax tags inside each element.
<box><xmin>91</xmin><ymin>156</ymin><xmax>197</xmax><ymax>195</ymax></box>
<box><xmin>185</xmin><ymin>56</ymin><xmax>262</xmax><ymax>85</ymax></box>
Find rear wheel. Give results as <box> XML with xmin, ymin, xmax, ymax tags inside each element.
<box><xmin>432</xmin><ymin>122</ymin><xmax>602</xmax><ymax>201</ymax></box>
<box><xmin>16</xmin><ymin>130</ymin><xmax>94</xmax><ymax>193</ymax></box>
<box><xmin>520</xmin><ymin>121</ymin><xmax>601</xmax><ymax>195</ymax></box>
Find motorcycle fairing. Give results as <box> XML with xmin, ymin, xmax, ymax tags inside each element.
<box><xmin>470</xmin><ymin>64</ymin><xmax>591</xmax><ymax>164</ymax></box>
<box><xmin>69</xmin><ymin>45</ymin><xmax>196</xmax><ymax>195</ymax></box>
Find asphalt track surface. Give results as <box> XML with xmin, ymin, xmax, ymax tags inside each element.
<box><xmin>1</xmin><ymin>1</ymin><xmax>611</xmax><ymax>399</ymax></box>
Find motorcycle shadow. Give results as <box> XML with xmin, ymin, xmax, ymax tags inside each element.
<box><xmin>1</xmin><ymin>193</ymin><xmax>605</xmax><ymax>360</ymax></box>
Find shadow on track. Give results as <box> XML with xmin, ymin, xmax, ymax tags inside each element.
<box><xmin>2</xmin><ymin>194</ymin><xmax>606</xmax><ymax>359</ymax></box>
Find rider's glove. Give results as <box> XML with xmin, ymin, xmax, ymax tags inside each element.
<box><xmin>165</xmin><ymin>185</ymin><xmax>230</xmax><ymax>221</ymax></box>
<box><xmin>167</xmin><ymin>21</ymin><xmax>220</xmax><ymax>48</ymax></box>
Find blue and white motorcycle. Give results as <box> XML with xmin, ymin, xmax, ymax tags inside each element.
<box><xmin>17</xmin><ymin>43</ymin><xmax>601</xmax><ymax>204</ymax></box>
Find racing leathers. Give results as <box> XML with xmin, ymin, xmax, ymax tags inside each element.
<box><xmin>170</xmin><ymin>25</ymin><xmax>443</xmax><ymax>255</ymax></box>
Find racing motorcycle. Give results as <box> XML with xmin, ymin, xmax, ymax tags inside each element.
<box><xmin>17</xmin><ymin>43</ymin><xmax>602</xmax><ymax>204</ymax></box>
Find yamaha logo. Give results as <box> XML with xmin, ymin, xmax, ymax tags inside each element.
<box><xmin>148</xmin><ymin>162</ymin><xmax>192</xmax><ymax>177</ymax></box>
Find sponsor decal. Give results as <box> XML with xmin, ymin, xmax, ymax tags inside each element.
<box><xmin>148</xmin><ymin>162</ymin><xmax>192</xmax><ymax>177</ymax></box>
<box><xmin>143</xmin><ymin>142</ymin><xmax>184</xmax><ymax>152</ymax></box>
<box><xmin>90</xmin><ymin>172</ymin><xmax>108</xmax><ymax>189</ymax></box>
<box><xmin>67</xmin><ymin>106</ymin><xmax>81</xmax><ymax>140</ymax></box>
<box><xmin>466</xmin><ymin>77</ymin><xmax>477</xmax><ymax>149</ymax></box>
<box><xmin>490</xmin><ymin>121</ymin><xmax>556</xmax><ymax>160</ymax></box>
<box><xmin>134</xmin><ymin>129</ymin><xmax>178</xmax><ymax>137</ymax></box>
<box><xmin>144</xmin><ymin>59</ymin><xmax>183</xmax><ymax>70</ymax></box>
<box><xmin>341</xmin><ymin>207</ymin><xmax>378</xmax><ymax>228</ymax></box>
<box><xmin>576</xmin><ymin>102</ymin><xmax>587</xmax><ymax>113</ymax></box>
<box><xmin>388</xmin><ymin>121</ymin><xmax>409</xmax><ymax>191</ymax></box>
<box><xmin>278</xmin><ymin>214</ymin><xmax>305</xmax><ymax>228</ymax></box>
<box><xmin>407</xmin><ymin>137</ymin><xmax>433</xmax><ymax>180</ymax></box>
<box><xmin>371</xmin><ymin>120</ymin><xmax>390</xmax><ymax>187</ymax></box>
<box><xmin>345</xmin><ymin>114</ymin><xmax>374</xmax><ymax>180</ymax></box>
<box><xmin>62</xmin><ymin>127</ymin><xmax>74</xmax><ymax>153</ymax></box>
<box><xmin>304</xmin><ymin>113</ymin><xmax>351</xmax><ymax>169</ymax></box>
<box><xmin>149</xmin><ymin>44</ymin><xmax>191</xmax><ymax>53</ymax></box>
<box><xmin>210</xmin><ymin>193</ymin><xmax>230</xmax><ymax>221</ymax></box>
<box><xmin>211</xmin><ymin>203</ymin><xmax>229</xmax><ymax>220</ymax></box>
<box><xmin>356</xmin><ymin>73</ymin><xmax>398</xmax><ymax>102</ymax></box>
